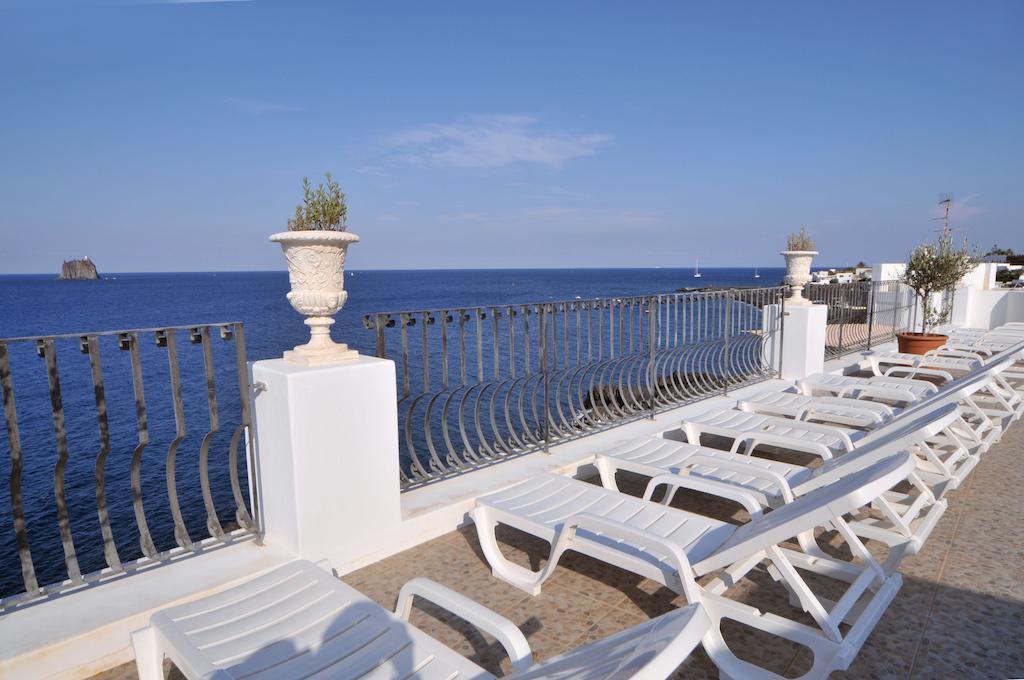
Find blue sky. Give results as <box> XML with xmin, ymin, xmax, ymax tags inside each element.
<box><xmin>1</xmin><ymin>1</ymin><xmax>1021</xmax><ymax>273</ymax></box>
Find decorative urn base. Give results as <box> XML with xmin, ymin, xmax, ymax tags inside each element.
<box><xmin>270</xmin><ymin>230</ymin><xmax>360</xmax><ymax>366</ymax></box>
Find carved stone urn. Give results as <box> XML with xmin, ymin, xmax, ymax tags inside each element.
<box><xmin>780</xmin><ymin>250</ymin><xmax>818</xmax><ymax>305</ymax></box>
<box><xmin>269</xmin><ymin>230</ymin><xmax>360</xmax><ymax>365</ymax></box>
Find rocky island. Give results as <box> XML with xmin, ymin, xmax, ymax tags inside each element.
<box><xmin>58</xmin><ymin>257</ymin><xmax>100</xmax><ymax>280</ymax></box>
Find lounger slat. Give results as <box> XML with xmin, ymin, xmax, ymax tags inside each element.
<box><xmin>202</xmin><ymin>594</ymin><xmax>358</xmax><ymax>663</ymax></box>
<box><xmin>164</xmin><ymin>565</ymin><xmax>313</xmax><ymax>622</ymax></box>
<box><xmin>185</xmin><ymin>581</ymin><xmax>340</xmax><ymax>647</ymax></box>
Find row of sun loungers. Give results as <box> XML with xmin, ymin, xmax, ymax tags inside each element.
<box><xmin>129</xmin><ymin>324</ymin><xmax>1024</xmax><ymax>679</ymax></box>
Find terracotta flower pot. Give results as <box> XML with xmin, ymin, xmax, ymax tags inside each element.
<box><xmin>896</xmin><ymin>332</ymin><xmax>947</xmax><ymax>355</ymax></box>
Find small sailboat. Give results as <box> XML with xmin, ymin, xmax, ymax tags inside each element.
<box><xmin>693</xmin><ymin>258</ymin><xmax>702</xmax><ymax>278</ymax></box>
<box><xmin>754</xmin><ymin>267</ymin><xmax>760</xmax><ymax>279</ymax></box>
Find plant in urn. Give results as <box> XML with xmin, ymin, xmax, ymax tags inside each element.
<box><xmin>270</xmin><ymin>173</ymin><xmax>359</xmax><ymax>365</ymax></box>
<box><xmin>780</xmin><ymin>226</ymin><xmax>818</xmax><ymax>306</ymax></box>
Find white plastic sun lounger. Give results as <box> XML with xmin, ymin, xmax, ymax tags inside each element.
<box><xmin>594</xmin><ymin>403</ymin><xmax>960</xmax><ymax>564</ymax></box>
<box><xmin>131</xmin><ymin>560</ymin><xmax>710</xmax><ymax>680</ymax></box>
<box><xmin>798</xmin><ymin>363</ymin><xmax>1015</xmax><ymax>453</ymax></box>
<box><xmin>471</xmin><ymin>453</ymin><xmax>915</xmax><ymax>679</ymax></box>
<box><xmin>736</xmin><ymin>390</ymin><xmax>898</xmax><ymax>428</ymax></box>
<box><xmin>677</xmin><ymin>392</ymin><xmax>979</xmax><ymax>493</ymax></box>
<box><xmin>867</xmin><ymin>351</ymin><xmax>982</xmax><ymax>382</ymax></box>
<box><xmin>679</xmin><ymin>408</ymin><xmax>868</xmax><ymax>461</ymax></box>
<box><xmin>795</xmin><ymin>373</ymin><xmax>939</xmax><ymax>406</ymax></box>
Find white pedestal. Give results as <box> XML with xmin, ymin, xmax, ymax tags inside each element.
<box><xmin>251</xmin><ymin>356</ymin><xmax>401</xmax><ymax>568</ymax></box>
<box><xmin>763</xmin><ymin>303</ymin><xmax>827</xmax><ymax>381</ymax></box>
<box><xmin>781</xmin><ymin>304</ymin><xmax>827</xmax><ymax>380</ymax></box>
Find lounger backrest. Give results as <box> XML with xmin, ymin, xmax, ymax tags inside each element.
<box><xmin>793</xmin><ymin>402</ymin><xmax>960</xmax><ymax>494</ymax></box>
<box><xmin>511</xmin><ymin>604</ymin><xmax>710</xmax><ymax>679</ymax></box>
<box><xmin>694</xmin><ymin>452</ymin><xmax>915</xmax><ymax>574</ymax></box>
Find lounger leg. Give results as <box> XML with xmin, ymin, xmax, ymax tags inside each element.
<box><xmin>699</xmin><ymin>596</ymin><xmax>839</xmax><ymax>680</ymax></box>
<box><xmin>131</xmin><ymin>627</ymin><xmax>164</xmax><ymax>680</ymax></box>
<box><xmin>682</xmin><ymin>423</ymin><xmax>701</xmax><ymax>445</ymax></box>
<box><xmin>594</xmin><ymin>457</ymin><xmax>620</xmax><ymax>491</ymax></box>
<box><xmin>469</xmin><ymin>507</ymin><xmax>546</xmax><ymax>596</ymax></box>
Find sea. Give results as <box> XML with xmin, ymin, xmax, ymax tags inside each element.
<box><xmin>0</xmin><ymin>267</ymin><xmax>783</xmax><ymax>598</ymax></box>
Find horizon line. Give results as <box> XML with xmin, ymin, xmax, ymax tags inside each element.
<box><xmin>0</xmin><ymin>263</ymin><xmax>871</xmax><ymax>277</ymax></box>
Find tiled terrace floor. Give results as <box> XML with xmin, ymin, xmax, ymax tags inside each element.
<box><xmin>96</xmin><ymin>421</ymin><xmax>1024</xmax><ymax>679</ymax></box>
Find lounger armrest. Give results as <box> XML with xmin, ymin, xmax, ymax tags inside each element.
<box><xmin>803</xmin><ymin>402</ymin><xmax>888</xmax><ymax>426</ymax></box>
<box><xmin>738</xmin><ymin>431</ymin><xmax>833</xmax><ymax>460</ymax></box>
<box><xmin>642</xmin><ymin>472</ymin><xmax>764</xmax><ymax>516</ymax></box>
<box><xmin>814</xmin><ymin>396</ymin><xmax>895</xmax><ymax>417</ymax></box>
<box><xmin>770</xmin><ymin>419</ymin><xmax>856</xmax><ymax>451</ymax></box>
<box><xmin>884</xmin><ymin>366</ymin><xmax>954</xmax><ymax>383</ymax></box>
<box><xmin>943</xmin><ymin>344</ymin><xmax>995</xmax><ymax>358</ymax></box>
<box><xmin>678</xmin><ymin>454</ymin><xmax>796</xmax><ymax>503</ymax></box>
<box><xmin>395</xmin><ymin>577</ymin><xmax>533</xmax><ymax>674</ymax></box>
<box><xmin>837</xmin><ymin>383</ymin><xmax>919</xmax><ymax>405</ymax></box>
<box><xmin>926</xmin><ymin>348</ymin><xmax>986</xmax><ymax>363</ymax></box>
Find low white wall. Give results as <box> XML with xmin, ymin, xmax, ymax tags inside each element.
<box><xmin>950</xmin><ymin>287</ymin><xmax>1024</xmax><ymax>329</ymax></box>
<box><xmin>872</xmin><ymin>262</ymin><xmax>906</xmax><ymax>281</ymax></box>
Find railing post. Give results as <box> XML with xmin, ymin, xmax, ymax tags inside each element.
<box><xmin>866</xmin><ymin>282</ymin><xmax>876</xmax><ymax>351</ymax></box>
<box><xmin>541</xmin><ymin>304</ymin><xmax>551</xmax><ymax>453</ymax></box>
<box><xmin>648</xmin><ymin>296</ymin><xmax>656</xmax><ymax>420</ymax></box>
<box><xmin>722</xmin><ymin>291</ymin><xmax>732</xmax><ymax>395</ymax></box>
<box><xmin>836</xmin><ymin>287</ymin><xmax>846</xmax><ymax>357</ymax></box>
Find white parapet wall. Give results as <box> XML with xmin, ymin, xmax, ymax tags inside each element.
<box><xmin>951</xmin><ymin>286</ymin><xmax>1024</xmax><ymax>329</ymax></box>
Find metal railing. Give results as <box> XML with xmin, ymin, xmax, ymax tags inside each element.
<box><xmin>366</xmin><ymin>287</ymin><xmax>786</xmax><ymax>489</ymax></box>
<box><xmin>0</xmin><ymin>323</ymin><xmax>258</xmax><ymax>608</ymax></box>
<box><xmin>807</xmin><ymin>280</ymin><xmax>915</xmax><ymax>359</ymax></box>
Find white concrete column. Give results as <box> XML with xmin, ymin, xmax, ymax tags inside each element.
<box><xmin>251</xmin><ymin>356</ymin><xmax>402</xmax><ymax>571</ymax></box>
<box><xmin>763</xmin><ymin>303</ymin><xmax>827</xmax><ymax>380</ymax></box>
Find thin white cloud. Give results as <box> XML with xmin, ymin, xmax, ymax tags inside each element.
<box><xmin>931</xmin><ymin>193</ymin><xmax>985</xmax><ymax>221</ymax></box>
<box><xmin>437</xmin><ymin>211</ymin><xmax>491</xmax><ymax>222</ymax></box>
<box><xmin>388</xmin><ymin>115</ymin><xmax>611</xmax><ymax>169</ymax></box>
<box><xmin>354</xmin><ymin>165</ymin><xmax>391</xmax><ymax>177</ymax></box>
<box><xmin>221</xmin><ymin>96</ymin><xmax>300</xmax><ymax>115</ymax></box>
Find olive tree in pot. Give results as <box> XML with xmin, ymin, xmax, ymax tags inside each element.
<box><xmin>897</xmin><ymin>228</ymin><xmax>976</xmax><ymax>354</ymax></box>
<box><xmin>780</xmin><ymin>227</ymin><xmax>818</xmax><ymax>305</ymax></box>
<box><xmin>270</xmin><ymin>173</ymin><xmax>360</xmax><ymax>365</ymax></box>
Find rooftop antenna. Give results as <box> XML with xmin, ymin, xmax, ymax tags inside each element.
<box><xmin>934</xmin><ymin>193</ymin><xmax>953</xmax><ymax>235</ymax></box>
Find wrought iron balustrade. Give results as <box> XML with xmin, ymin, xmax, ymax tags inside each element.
<box><xmin>0</xmin><ymin>323</ymin><xmax>258</xmax><ymax>609</ymax></box>
<box><xmin>807</xmin><ymin>280</ymin><xmax>915</xmax><ymax>359</ymax></box>
<box><xmin>365</xmin><ymin>287</ymin><xmax>786</xmax><ymax>489</ymax></box>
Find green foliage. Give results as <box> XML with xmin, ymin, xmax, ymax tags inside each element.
<box><xmin>902</xmin><ymin>228</ymin><xmax>977</xmax><ymax>335</ymax></box>
<box><xmin>986</xmin><ymin>244</ymin><xmax>1016</xmax><ymax>257</ymax></box>
<box><xmin>287</xmin><ymin>172</ymin><xmax>347</xmax><ymax>231</ymax></box>
<box><xmin>996</xmin><ymin>268</ymin><xmax>1020</xmax><ymax>283</ymax></box>
<box><xmin>785</xmin><ymin>226</ymin><xmax>816</xmax><ymax>252</ymax></box>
